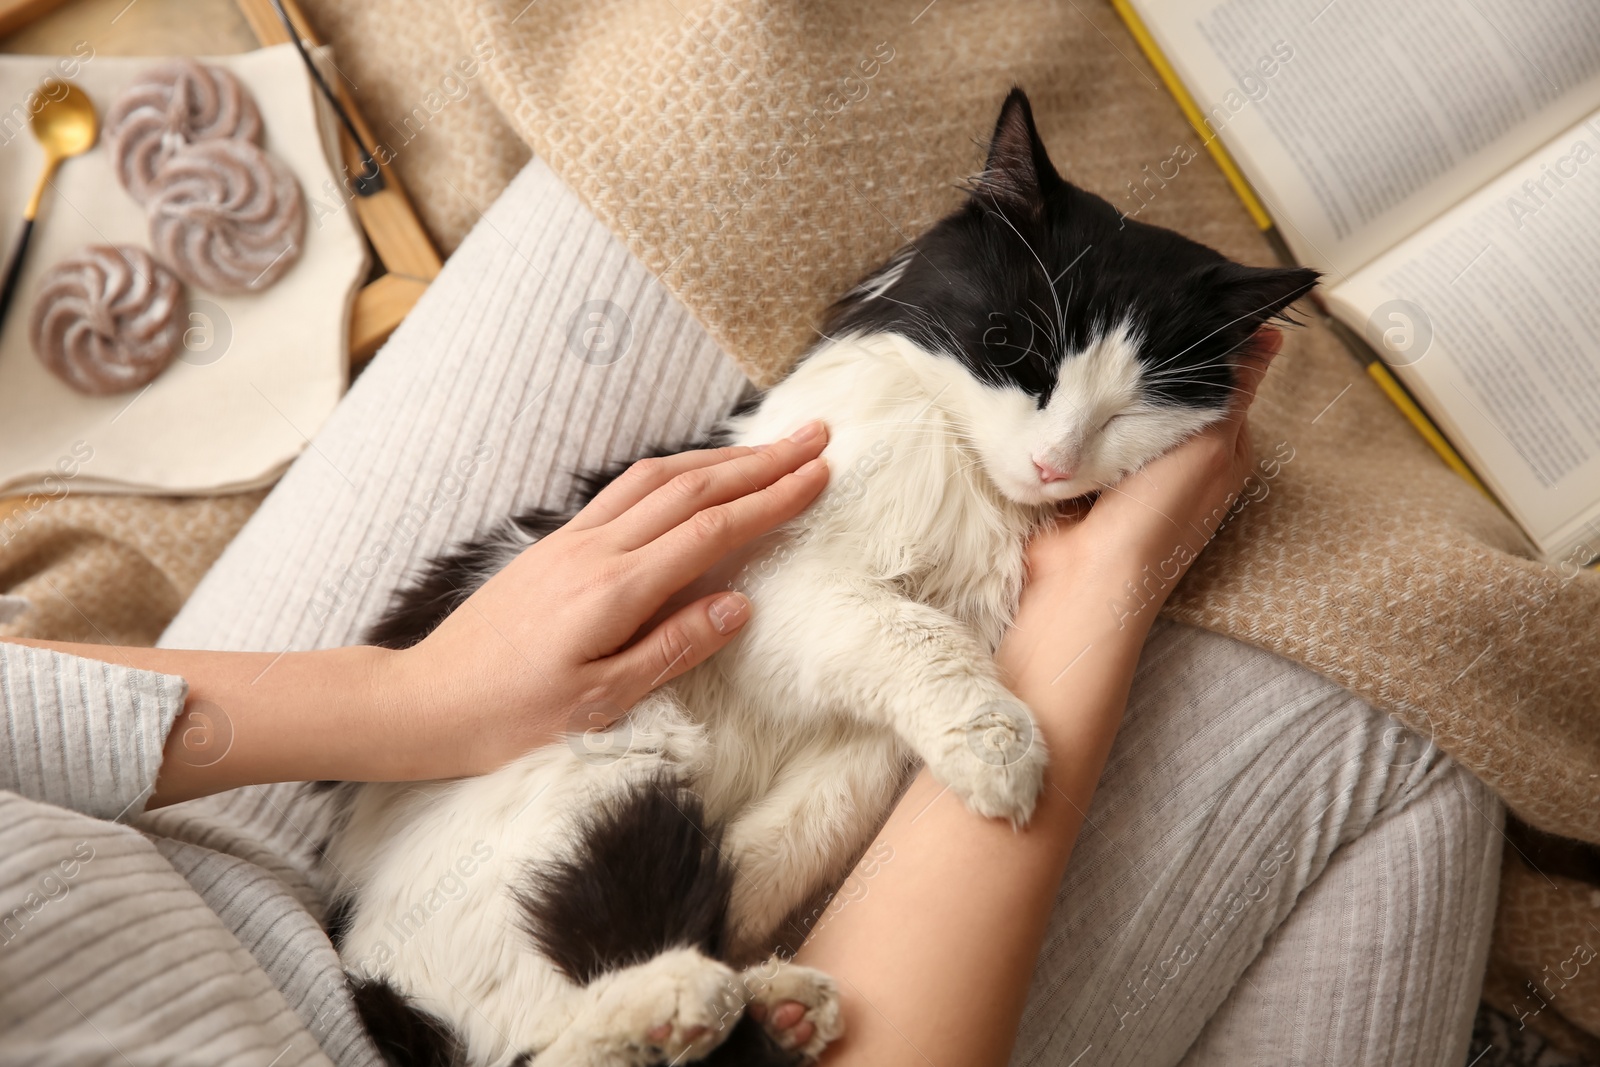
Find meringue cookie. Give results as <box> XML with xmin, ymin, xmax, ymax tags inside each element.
<box><xmin>106</xmin><ymin>59</ymin><xmax>264</xmax><ymax>205</ymax></box>
<box><xmin>147</xmin><ymin>138</ymin><xmax>306</xmax><ymax>293</ymax></box>
<box><xmin>30</xmin><ymin>245</ymin><xmax>185</xmax><ymax>395</ymax></box>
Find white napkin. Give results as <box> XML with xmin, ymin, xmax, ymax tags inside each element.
<box><xmin>0</xmin><ymin>44</ymin><xmax>368</xmax><ymax>497</ymax></box>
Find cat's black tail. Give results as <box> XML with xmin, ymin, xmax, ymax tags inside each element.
<box><xmin>349</xmin><ymin>976</ymin><xmax>467</xmax><ymax>1067</ymax></box>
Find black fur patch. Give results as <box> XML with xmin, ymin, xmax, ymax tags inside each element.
<box><xmin>1507</xmin><ymin>815</ymin><xmax>1600</xmax><ymax>885</ymax></box>
<box><xmin>721</xmin><ymin>386</ymin><xmax>765</xmax><ymax>422</ymax></box>
<box><xmin>325</xmin><ymin>895</ymin><xmax>354</xmax><ymax>952</ymax></box>
<box><xmin>350</xmin><ymin>976</ymin><xmax>467</xmax><ymax>1067</ymax></box>
<box><xmin>515</xmin><ymin>776</ymin><xmax>735</xmax><ymax>984</ymax></box>
<box><xmin>824</xmin><ymin>88</ymin><xmax>1317</xmax><ymax>410</ymax></box>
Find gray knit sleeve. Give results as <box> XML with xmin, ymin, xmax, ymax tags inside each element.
<box><xmin>0</xmin><ymin>642</ymin><xmax>187</xmax><ymax>820</ymax></box>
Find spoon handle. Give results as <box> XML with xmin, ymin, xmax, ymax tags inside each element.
<box><xmin>0</xmin><ymin>217</ymin><xmax>36</xmax><ymax>337</ymax></box>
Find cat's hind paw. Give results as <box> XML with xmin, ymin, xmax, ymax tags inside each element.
<box><xmin>546</xmin><ymin>947</ymin><xmax>741</xmax><ymax>1065</ymax></box>
<box><xmin>743</xmin><ymin>961</ymin><xmax>843</xmax><ymax>1060</ymax></box>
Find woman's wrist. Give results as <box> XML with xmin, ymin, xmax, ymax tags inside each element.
<box><xmin>996</xmin><ymin>545</ymin><xmax>1163</xmax><ymax>721</ymax></box>
<box><xmin>127</xmin><ymin>642</ymin><xmax>401</xmax><ymax>807</ymax></box>
<box><xmin>363</xmin><ymin>644</ymin><xmax>488</xmax><ymax>781</ymax></box>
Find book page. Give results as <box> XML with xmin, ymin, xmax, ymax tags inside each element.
<box><xmin>1326</xmin><ymin>111</ymin><xmax>1600</xmax><ymax>560</ymax></box>
<box><xmin>1131</xmin><ymin>0</ymin><xmax>1600</xmax><ymax>282</ymax></box>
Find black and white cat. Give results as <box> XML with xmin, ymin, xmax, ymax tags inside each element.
<box><xmin>327</xmin><ymin>90</ymin><xmax>1316</xmax><ymax>1067</ymax></box>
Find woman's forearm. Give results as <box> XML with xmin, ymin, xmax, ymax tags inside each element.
<box><xmin>797</xmin><ymin>556</ymin><xmax>1153</xmax><ymax>1067</ymax></box>
<box><xmin>0</xmin><ymin>438</ymin><xmax>831</xmax><ymax>811</ymax></box>
<box><xmin>2</xmin><ymin>639</ymin><xmax>404</xmax><ymax>807</ymax></box>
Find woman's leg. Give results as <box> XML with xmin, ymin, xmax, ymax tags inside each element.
<box><xmin>1009</xmin><ymin>621</ymin><xmax>1502</xmax><ymax>1067</ymax></box>
<box><xmin>1178</xmin><ymin>766</ymin><xmax>1499</xmax><ymax>1066</ymax></box>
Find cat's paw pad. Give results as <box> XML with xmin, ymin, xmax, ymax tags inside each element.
<box><xmin>604</xmin><ymin>948</ymin><xmax>739</xmax><ymax>1062</ymax></box>
<box><xmin>744</xmin><ymin>962</ymin><xmax>843</xmax><ymax>1059</ymax></box>
<box><xmin>934</xmin><ymin>699</ymin><xmax>1048</xmax><ymax>824</ymax></box>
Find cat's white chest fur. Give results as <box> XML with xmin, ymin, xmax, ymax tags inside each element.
<box><xmin>727</xmin><ymin>333</ymin><xmax>1044</xmax><ymax>650</ymax></box>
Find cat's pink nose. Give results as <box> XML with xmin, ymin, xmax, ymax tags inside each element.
<box><xmin>1034</xmin><ymin>458</ymin><xmax>1075</xmax><ymax>483</ymax></box>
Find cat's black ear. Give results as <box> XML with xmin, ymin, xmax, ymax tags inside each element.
<box><xmin>1197</xmin><ymin>262</ymin><xmax>1320</xmax><ymax>329</ymax></box>
<box><xmin>974</xmin><ymin>88</ymin><xmax>1059</xmax><ymax>216</ymax></box>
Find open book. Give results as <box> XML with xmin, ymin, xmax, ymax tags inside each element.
<box><xmin>1115</xmin><ymin>0</ymin><xmax>1600</xmax><ymax>565</ymax></box>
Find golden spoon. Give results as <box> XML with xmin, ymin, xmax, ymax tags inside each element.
<box><xmin>0</xmin><ymin>79</ymin><xmax>98</xmax><ymax>333</ymax></box>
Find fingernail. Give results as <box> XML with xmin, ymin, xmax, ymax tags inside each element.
<box><xmin>708</xmin><ymin>593</ymin><xmax>750</xmax><ymax>635</ymax></box>
<box><xmin>797</xmin><ymin>456</ymin><xmax>828</xmax><ymax>475</ymax></box>
<box><xmin>789</xmin><ymin>420</ymin><xmax>824</xmax><ymax>444</ymax></box>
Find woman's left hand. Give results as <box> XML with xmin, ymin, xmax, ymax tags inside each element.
<box><xmin>14</xmin><ymin>426</ymin><xmax>831</xmax><ymax>808</ymax></box>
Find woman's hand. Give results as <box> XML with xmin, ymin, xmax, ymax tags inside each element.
<box><xmin>377</xmin><ymin>424</ymin><xmax>831</xmax><ymax>778</ymax></box>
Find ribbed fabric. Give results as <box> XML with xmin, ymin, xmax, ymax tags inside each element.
<box><xmin>0</xmin><ymin>157</ymin><xmax>1501</xmax><ymax>1064</ymax></box>
<box><xmin>0</xmin><ymin>793</ymin><xmax>330</xmax><ymax>1067</ymax></box>
<box><xmin>1010</xmin><ymin>621</ymin><xmax>1503</xmax><ymax>1067</ymax></box>
<box><xmin>0</xmin><ymin>643</ymin><xmax>185</xmax><ymax>821</ymax></box>
<box><xmin>1180</xmin><ymin>777</ymin><xmax>1501</xmax><ymax>1066</ymax></box>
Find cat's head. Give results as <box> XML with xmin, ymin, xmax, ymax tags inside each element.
<box><xmin>825</xmin><ymin>88</ymin><xmax>1318</xmax><ymax>506</ymax></box>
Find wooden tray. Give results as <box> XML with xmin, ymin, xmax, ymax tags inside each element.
<box><xmin>234</xmin><ymin>0</ymin><xmax>440</xmax><ymax>362</ymax></box>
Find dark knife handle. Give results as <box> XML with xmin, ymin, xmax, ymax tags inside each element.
<box><xmin>0</xmin><ymin>217</ymin><xmax>36</xmax><ymax>338</ymax></box>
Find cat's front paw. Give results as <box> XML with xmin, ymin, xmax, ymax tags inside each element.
<box><xmin>928</xmin><ymin>698</ymin><xmax>1048</xmax><ymax>825</ymax></box>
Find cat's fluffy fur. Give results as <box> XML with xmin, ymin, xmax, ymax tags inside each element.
<box><xmin>326</xmin><ymin>90</ymin><xmax>1317</xmax><ymax>1067</ymax></box>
